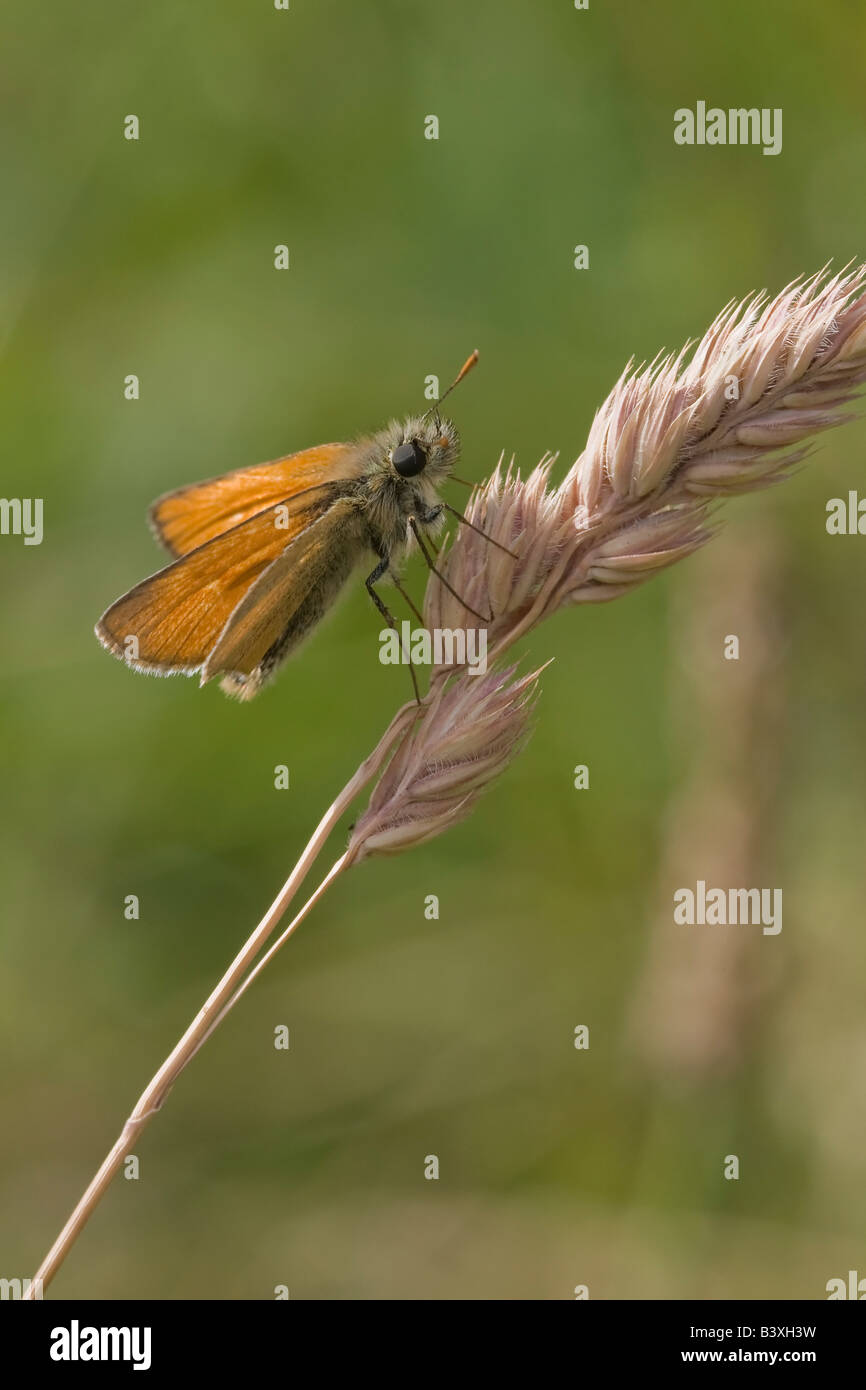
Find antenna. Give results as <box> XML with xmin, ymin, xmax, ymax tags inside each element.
<box><xmin>421</xmin><ymin>349</ymin><xmax>479</xmax><ymax>421</ymax></box>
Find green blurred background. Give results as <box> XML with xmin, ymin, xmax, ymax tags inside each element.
<box><xmin>2</xmin><ymin>0</ymin><xmax>865</xmax><ymax>1299</ymax></box>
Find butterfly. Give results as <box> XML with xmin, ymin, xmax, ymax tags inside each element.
<box><xmin>95</xmin><ymin>352</ymin><xmax>487</xmax><ymax>701</ymax></box>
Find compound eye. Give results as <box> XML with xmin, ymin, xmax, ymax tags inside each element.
<box><xmin>391</xmin><ymin>440</ymin><xmax>427</xmax><ymax>478</ymax></box>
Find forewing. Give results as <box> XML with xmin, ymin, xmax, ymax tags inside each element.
<box><xmin>95</xmin><ymin>485</ymin><xmax>350</xmax><ymax>674</ymax></box>
<box><xmin>201</xmin><ymin>498</ymin><xmax>362</xmax><ymax>684</ymax></box>
<box><xmin>149</xmin><ymin>442</ymin><xmax>362</xmax><ymax>557</ymax></box>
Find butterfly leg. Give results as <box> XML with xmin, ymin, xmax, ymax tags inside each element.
<box><xmin>412</xmin><ymin>502</ymin><xmax>447</xmax><ymax>559</ymax></box>
<box><xmin>365</xmin><ymin>556</ymin><xmax>422</xmax><ymax>704</ymax></box>
<box><xmin>408</xmin><ymin>517</ymin><xmax>493</xmax><ymax>624</ymax></box>
<box><xmin>390</xmin><ymin>571</ymin><xmax>425</xmax><ymax>626</ymax></box>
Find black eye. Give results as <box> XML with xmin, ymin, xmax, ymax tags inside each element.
<box><xmin>392</xmin><ymin>440</ymin><xmax>427</xmax><ymax>478</ymax></box>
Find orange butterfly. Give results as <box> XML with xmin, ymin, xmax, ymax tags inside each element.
<box><xmin>95</xmin><ymin>353</ymin><xmax>482</xmax><ymax>700</ymax></box>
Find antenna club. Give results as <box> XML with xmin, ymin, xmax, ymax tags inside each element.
<box><xmin>420</xmin><ymin>348</ymin><xmax>480</xmax><ymax>420</ymax></box>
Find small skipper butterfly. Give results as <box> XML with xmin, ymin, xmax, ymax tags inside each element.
<box><xmin>95</xmin><ymin>352</ymin><xmax>487</xmax><ymax>701</ymax></box>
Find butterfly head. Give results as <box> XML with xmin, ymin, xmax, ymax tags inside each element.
<box><xmin>387</xmin><ymin>414</ymin><xmax>460</xmax><ymax>487</ymax></box>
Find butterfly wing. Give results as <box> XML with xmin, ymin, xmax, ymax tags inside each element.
<box><xmin>203</xmin><ymin>497</ymin><xmax>367</xmax><ymax>700</ymax></box>
<box><xmin>149</xmin><ymin>443</ymin><xmax>360</xmax><ymax>557</ymax></box>
<box><xmin>95</xmin><ymin>480</ymin><xmax>360</xmax><ymax>678</ymax></box>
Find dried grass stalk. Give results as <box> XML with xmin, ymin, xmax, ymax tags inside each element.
<box><xmin>27</xmin><ymin>264</ymin><xmax>866</xmax><ymax>1296</ymax></box>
